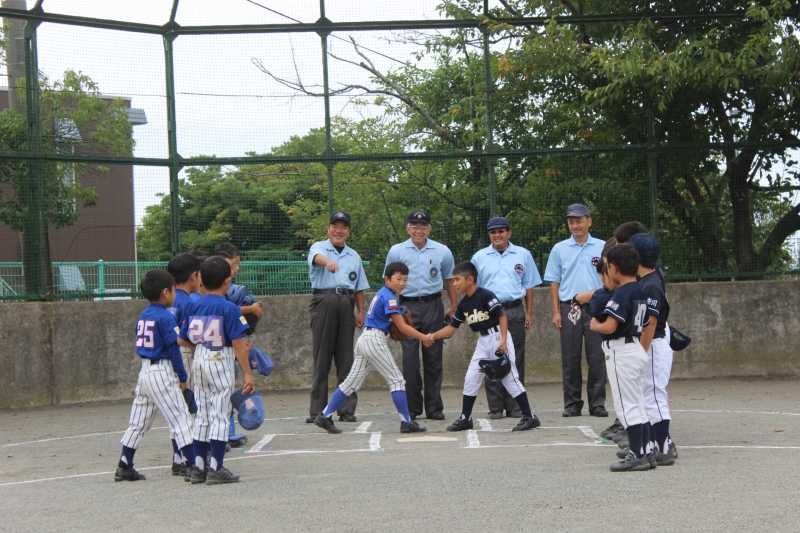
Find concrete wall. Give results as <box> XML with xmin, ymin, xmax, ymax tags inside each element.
<box><xmin>1</xmin><ymin>280</ymin><xmax>798</xmax><ymax>409</ymax></box>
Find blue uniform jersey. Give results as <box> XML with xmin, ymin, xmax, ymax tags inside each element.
<box><xmin>470</xmin><ymin>242</ymin><xmax>542</xmax><ymax>303</ymax></box>
<box><xmin>307</xmin><ymin>239</ymin><xmax>370</xmax><ymax>291</ymax></box>
<box><xmin>364</xmin><ymin>286</ymin><xmax>405</xmax><ymax>333</ymax></box>
<box><xmin>168</xmin><ymin>288</ymin><xmax>193</xmax><ymax>324</ymax></box>
<box><xmin>544</xmin><ymin>234</ymin><xmax>605</xmax><ymax>301</ymax></box>
<box><xmin>179</xmin><ymin>294</ymin><xmax>249</xmax><ymax>351</ymax></box>
<box><xmin>384</xmin><ymin>238</ymin><xmax>455</xmax><ymax>297</ymax></box>
<box><xmin>136</xmin><ymin>303</ymin><xmax>187</xmax><ymax>382</ymax></box>
<box><xmin>601</xmin><ymin>282</ymin><xmax>652</xmax><ymax>340</ymax></box>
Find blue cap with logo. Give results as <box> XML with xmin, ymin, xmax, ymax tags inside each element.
<box><xmin>566</xmin><ymin>203</ymin><xmax>591</xmax><ymax>218</ymax></box>
<box><xmin>407</xmin><ymin>210</ymin><xmax>431</xmax><ymax>224</ymax></box>
<box><xmin>329</xmin><ymin>211</ymin><xmax>351</xmax><ymax>226</ymax></box>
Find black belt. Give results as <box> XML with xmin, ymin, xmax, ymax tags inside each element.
<box><xmin>365</xmin><ymin>326</ymin><xmax>388</xmax><ymax>336</ymax></box>
<box><xmin>401</xmin><ymin>293</ymin><xmax>441</xmax><ymax>302</ymax></box>
<box><xmin>502</xmin><ymin>299</ymin><xmax>522</xmax><ymax>309</ymax></box>
<box><xmin>604</xmin><ymin>336</ymin><xmax>635</xmax><ymax>345</ymax></box>
<box><xmin>146</xmin><ymin>358</ymin><xmax>165</xmax><ymax>364</ymax></box>
<box><xmin>313</xmin><ymin>288</ymin><xmax>355</xmax><ymax>295</ymax></box>
<box><xmin>478</xmin><ymin>325</ymin><xmax>500</xmax><ymax>336</ymax></box>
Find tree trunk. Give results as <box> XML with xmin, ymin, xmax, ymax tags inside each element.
<box><xmin>727</xmin><ymin>150</ymin><xmax>757</xmax><ymax>273</ymax></box>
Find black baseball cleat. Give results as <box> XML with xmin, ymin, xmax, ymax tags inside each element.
<box><xmin>426</xmin><ymin>412</ymin><xmax>446</xmax><ymax>421</ymax></box>
<box><xmin>206</xmin><ymin>466</ymin><xmax>240</xmax><ymax>485</ymax></box>
<box><xmin>229</xmin><ymin>436</ymin><xmax>248</xmax><ymax>448</ymax></box>
<box><xmin>401</xmin><ymin>420</ymin><xmax>427</xmax><ymax>433</ymax></box>
<box><xmin>314</xmin><ymin>414</ymin><xmax>342</xmax><ymax>434</ymax></box>
<box><xmin>562</xmin><ymin>407</ymin><xmax>582</xmax><ymax>417</ymax></box>
<box><xmin>512</xmin><ymin>415</ymin><xmax>541</xmax><ymax>431</ymax></box>
<box><xmin>338</xmin><ymin>414</ymin><xmax>357</xmax><ymax>423</ymax></box>
<box><xmin>446</xmin><ymin>417</ymin><xmax>474</xmax><ymax>432</ymax></box>
<box><xmin>487</xmin><ymin>411</ymin><xmax>505</xmax><ymax>420</ymax></box>
<box><xmin>114</xmin><ymin>464</ymin><xmax>146</xmax><ymax>482</ymax></box>
<box><xmin>609</xmin><ymin>450</ymin><xmax>652</xmax><ymax>472</ymax></box>
<box><xmin>616</xmin><ymin>447</ymin><xmax>630</xmax><ymax>459</ymax></box>
<box><xmin>646</xmin><ymin>450</ymin><xmax>658</xmax><ymax>469</ymax></box>
<box><xmin>656</xmin><ymin>442</ymin><xmax>677</xmax><ymax>466</ymax></box>
<box><xmin>189</xmin><ymin>466</ymin><xmax>207</xmax><ymax>484</ymax></box>
<box><xmin>590</xmin><ymin>406</ymin><xmax>609</xmax><ymax>417</ymax></box>
<box><xmin>171</xmin><ymin>462</ymin><xmax>187</xmax><ymax>476</ymax></box>
<box><xmin>305</xmin><ymin>416</ymin><xmax>315</xmax><ymax>424</ymax></box>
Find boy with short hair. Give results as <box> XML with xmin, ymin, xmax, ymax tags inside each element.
<box><xmin>180</xmin><ymin>256</ymin><xmax>255</xmax><ymax>485</ymax></box>
<box><xmin>428</xmin><ymin>262</ymin><xmax>541</xmax><ymax>432</ymax></box>
<box><xmin>590</xmin><ymin>244</ymin><xmax>654</xmax><ymax>472</ymax></box>
<box><xmin>115</xmin><ymin>270</ymin><xmax>195</xmax><ymax>482</ymax></box>
<box><xmin>314</xmin><ymin>261</ymin><xmax>431</xmax><ymax>435</ymax></box>
<box><xmin>164</xmin><ymin>252</ymin><xmax>202</xmax><ymax>476</ymax></box>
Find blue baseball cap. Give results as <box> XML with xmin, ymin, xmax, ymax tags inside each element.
<box><xmin>329</xmin><ymin>211</ymin><xmax>351</xmax><ymax>226</ymax></box>
<box><xmin>407</xmin><ymin>210</ymin><xmax>431</xmax><ymax>224</ymax></box>
<box><xmin>630</xmin><ymin>233</ymin><xmax>661</xmax><ymax>266</ymax></box>
<box><xmin>486</xmin><ymin>216</ymin><xmax>510</xmax><ymax>231</ymax></box>
<box><xmin>566</xmin><ymin>203</ymin><xmax>591</xmax><ymax>218</ymax></box>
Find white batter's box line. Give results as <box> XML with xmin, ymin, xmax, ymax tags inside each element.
<box><xmin>465</xmin><ymin>430</ymin><xmax>480</xmax><ymax>449</ymax></box>
<box><xmin>477</xmin><ymin>418</ymin><xmax>493</xmax><ymax>432</ymax></box>
<box><xmin>246</xmin><ymin>434</ymin><xmax>275</xmax><ymax>454</ymax></box>
<box><xmin>477</xmin><ymin>425</ymin><xmax>589</xmax><ymax>433</ymax></box>
<box><xmin>354</xmin><ymin>422</ymin><xmax>373</xmax><ymax>434</ymax></box>
<box><xmin>672</xmin><ymin>409</ymin><xmax>800</xmax><ymax>417</ymax></box>
<box><xmin>577</xmin><ymin>425</ymin><xmax>606</xmax><ymax>444</ymax></box>
<box><xmin>369</xmin><ymin>432</ymin><xmax>382</xmax><ymax>451</ymax></box>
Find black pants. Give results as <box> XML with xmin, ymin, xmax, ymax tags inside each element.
<box><xmin>559</xmin><ymin>301</ymin><xmax>606</xmax><ymax>412</ymax></box>
<box><xmin>308</xmin><ymin>293</ymin><xmax>357</xmax><ymax>417</ymax></box>
<box><xmin>486</xmin><ymin>304</ymin><xmax>526</xmax><ymax>416</ymax></box>
<box><xmin>400</xmin><ymin>298</ymin><xmax>445</xmax><ymax>418</ymax></box>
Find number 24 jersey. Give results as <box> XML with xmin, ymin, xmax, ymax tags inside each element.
<box><xmin>179</xmin><ymin>293</ymin><xmax>249</xmax><ymax>351</ymax></box>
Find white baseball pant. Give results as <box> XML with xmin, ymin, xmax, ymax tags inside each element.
<box><xmin>644</xmin><ymin>329</ymin><xmax>673</xmax><ymax>424</ymax></box>
<box><xmin>340</xmin><ymin>328</ymin><xmax>405</xmax><ymax>394</ymax></box>
<box><xmin>121</xmin><ymin>359</ymin><xmax>193</xmax><ymax>450</ymax></box>
<box><xmin>192</xmin><ymin>345</ymin><xmax>235</xmax><ymax>442</ymax></box>
<box><xmin>603</xmin><ymin>338</ymin><xmax>649</xmax><ymax>428</ymax></box>
<box><xmin>463</xmin><ymin>329</ymin><xmax>525</xmax><ymax>398</ymax></box>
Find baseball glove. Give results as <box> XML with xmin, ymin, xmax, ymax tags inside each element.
<box><xmin>479</xmin><ymin>350</ymin><xmax>512</xmax><ymax>381</ymax></box>
<box><xmin>182</xmin><ymin>388</ymin><xmax>198</xmax><ymax>414</ymax></box>
<box><xmin>389</xmin><ymin>311</ymin><xmax>414</xmax><ymax>341</ymax></box>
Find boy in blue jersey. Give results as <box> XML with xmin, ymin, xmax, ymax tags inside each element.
<box><xmin>165</xmin><ymin>252</ymin><xmax>202</xmax><ymax>476</ymax></box>
<box><xmin>116</xmin><ymin>270</ymin><xmax>195</xmax><ymax>482</ymax></box>
<box><xmin>180</xmin><ymin>256</ymin><xmax>255</xmax><ymax>485</ymax></box>
<box><xmin>313</xmin><ymin>262</ymin><xmax>431</xmax><ymax>435</ymax></box>
<box><xmin>215</xmin><ymin>243</ymin><xmax>263</xmax><ymax>448</ymax></box>
<box><xmin>590</xmin><ymin>244</ymin><xmax>655</xmax><ymax>472</ymax></box>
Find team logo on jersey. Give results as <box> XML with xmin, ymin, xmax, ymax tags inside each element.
<box><xmin>647</xmin><ymin>297</ymin><xmax>659</xmax><ymax>308</ymax></box>
<box><xmin>606</xmin><ymin>300</ymin><xmax>620</xmax><ymax>311</ymax></box>
<box><xmin>173</xmin><ymin>326</ymin><xmax>180</xmax><ymax>335</ymax></box>
<box><xmin>388</xmin><ymin>299</ymin><xmax>398</xmax><ymax>306</ymax></box>
<box><xmin>465</xmin><ymin>309</ymin><xmax>491</xmax><ymax>324</ymax></box>
<box><xmin>591</xmin><ymin>256</ymin><xmax>601</xmax><ymax>267</ymax></box>
<box><xmin>488</xmin><ymin>298</ymin><xmax>499</xmax><ymax>308</ymax></box>
<box><xmin>239</xmin><ymin>316</ymin><xmax>248</xmax><ymax>325</ymax></box>
<box><xmin>349</xmin><ymin>271</ymin><xmax>357</xmax><ymax>281</ymax></box>
<box><xmin>430</xmin><ymin>266</ymin><xmax>438</xmax><ymax>278</ymax></box>
<box><xmin>514</xmin><ymin>263</ymin><xmax>524</xmax><ymax>276</ymax></box>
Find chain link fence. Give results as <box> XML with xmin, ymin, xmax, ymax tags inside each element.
<box><xmin>0</xmin><ymin>1</ymin><xmax>798</xmax><ymax>300</ymax></box>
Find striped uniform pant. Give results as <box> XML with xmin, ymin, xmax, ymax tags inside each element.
<box><xmin>192</xmin><ymin>345</ymin><xmax>235</xmax><ymax>443</ymax></box>
<box><xmin>339</xmin><ymin>328</ymin><xmax>405</xmax><ymax>395</ymax></box>
<box><xmin>644</xmin><ymin>330</ymin><xmax>673</xmax><ymax>424</ymax></box>
<box><xmin>463</xmin><ymin>330</ymin><xmax>525</xmax><ymax>398</ymax></box>
<box><xmin>121</xmin><ymin>359</ymin><xmax>193</xmax><ymax>450</ymax></box>
<box><xmin>602</xmin><ymin>338</ymin><xmax>649</xmax><ymax>428</ymax></box>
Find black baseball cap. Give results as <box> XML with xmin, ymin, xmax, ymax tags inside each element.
<box><xmin>329</xmin><ymin>211</ymin><xmax>351</xmax><ymax>226</ymax></box>
<box><xmin>407</xmin><ymin>210</ymin><xmax>431</xmax><ymax>224</ymax></box>
<box><xmin>566</xmin><ymin>203</ymin><xmax>591</xmax><ymax>218</ymax></box>
<box><xmin>486</xmin><ymin>216</ymin><xmax>510</xmax><ymax>231</ymax></box>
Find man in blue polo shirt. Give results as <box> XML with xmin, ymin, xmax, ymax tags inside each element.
<box><xmin>306</xmin><ymin>211</ymin><xmax>370</xmax><ymax>424</ymax></box>
<box><xmin>471</xmin><ymin>216</ymin><xmax>542</xmax><ymax>419</ymax></box>
<box><xmin>385</xmin><ymin>210</ymin><xmax>456</xmax><ymax>420</ymax></box>
<box><xmin>544</xmin><ymin>203</ymin><xmax>607</xmax><ymax>417</ymax></box>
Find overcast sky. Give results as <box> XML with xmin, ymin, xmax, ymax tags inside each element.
<box><xmin>13</xmin><ymin>0</ymin><xmax>449</xmax><ymax>224</ymax></box>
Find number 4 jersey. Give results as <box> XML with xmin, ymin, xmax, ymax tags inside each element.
<box><xmin>179</xmin><ymin>293</ymin><xmax>249</xmax><ymax>352</ymax></box>
<box><xmin>601</xmin><ymin>281</ymin><xmax>654</xmax><ymax>341</ymax></box>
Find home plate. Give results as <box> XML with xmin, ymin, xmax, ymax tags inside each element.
<box><xmin>397</xmin><ymin>436</ymin><xmax>459</xmax><ymax>443</ymax></box>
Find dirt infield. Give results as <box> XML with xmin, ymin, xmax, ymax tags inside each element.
<box><xmin>2</xmin><ymin>378</ymin><xmax>799</xmax><ymax>532</ymax></box>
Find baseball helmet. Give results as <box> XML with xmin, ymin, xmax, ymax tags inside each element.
<box><xmin>249</xmin><ymin>347</ymin><xmax>274</xmax><ymax>376</ymax></box>
<box><xmin>231</xmin><ymin>389</ymin><xmax>266</xmax><ymax>431</ymax></box>
<box><xmin>479</xmin><ymin>350</ymin><xmax>512</xmax><ymax>381</ymax></box>
<box><xmin>669</xmin><ymin>326</ymin><xmax>692</xmax><ymax>351</ymax></box>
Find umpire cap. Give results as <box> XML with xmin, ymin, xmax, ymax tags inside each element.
<box><xmin>231</xmin><ymin>389</ymin><xmax>265</xmax><ymax>431</ymax></box>
<box><xmin>486</xmin><ymin>216</ymin><xmax>510</xmax><ymax>231</ymax></box>
<box><xmin>566</xmin><ymin>203</ymin><xmax>591</xmax><ymax>218</ymax></box>
<box><xmin>329</xmin><ymin>211</ymin><xmax>351</xmax><ymax>226</ymax></box>
<box><xmin>630</xmin><ymin>233</ymin><xmax>661</xmax><ymax>268</ymax></box>
<box><xmin>407</xmin><ymin>210</ymin><xmax>431</xmax><ymax>224</ymax></box>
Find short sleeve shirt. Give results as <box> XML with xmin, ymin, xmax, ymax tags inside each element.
<box><xmin>136</xmin><ymin>303</ymin><xmax>181</xmax><ymax>360</ymax></box>
<box><xmin>601</xmin><ymin>282</ymin><xmax>653</xmax><ymax>340</ymax></box>
<box><xmin>544</xmin><ymin>234</ymin><xmax>605</xmax><ymax>301</ymax></box>
<box><xmin>470</xmin><ymin>243</ymin><xmax>542</xmax><ymax>302</ymax></box>
<box><xmin>364</xmin><ymin>286</ymin><xmax>405</xmax><ymax>333</ymax></box>
<box><xmin>637</xmin><ymin>271</ymin><xmax>669</xmax><ymax>338</ymax></box>
<box><xmin>384</xmin><ymin>238</ymin><xmax>455</xmax><ymax>297</ymax></box>
<box><xmin>308</xmin><ymin>239</ymin><xmax>370</xmax><ymax>291</ymax></box>
<box><xmin>168</xmin><ymin>288</ymin><xmax>193</xmax><ymax>324</ymax></box>
<box><xmin>450</xmin><ymin>287</ymin><xmax>504</xmax><ymax>332</ymax></box>
<box><xmin>179</xmin><ymin>294</ymin><xmax>249</xmax><ymax>351</ymax></box>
